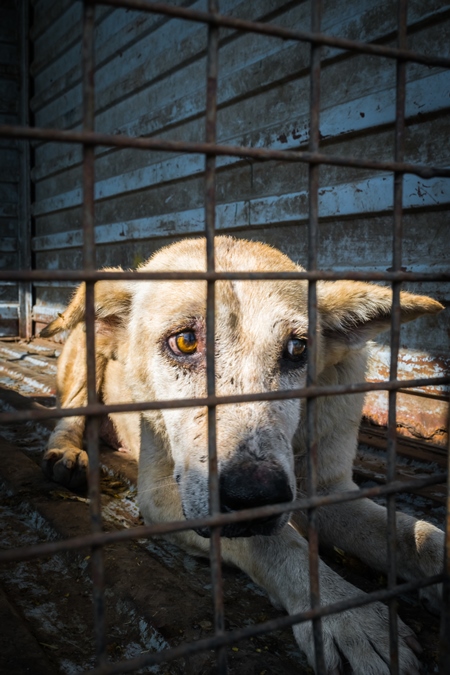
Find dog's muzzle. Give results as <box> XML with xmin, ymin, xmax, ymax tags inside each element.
<box><xmin>194</xmin><ymin>459</ymin><xmax>293</xmax><ymax>538</ymax></box>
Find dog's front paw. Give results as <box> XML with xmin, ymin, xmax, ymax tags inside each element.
<box><xmin>42</xmin><ymin>445</ymin><xmax>88</xmax><ymax>491</ymax></box>
<box><xmin>293</xmin><ymin>601</ymin><xmax>421</xmax><ymax>675</ymax></box>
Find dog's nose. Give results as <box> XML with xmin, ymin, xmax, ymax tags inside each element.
<box><xmin>219</xmin><ymin>461</ymin><xmax>293</xmax><ymax>512</ymax></box>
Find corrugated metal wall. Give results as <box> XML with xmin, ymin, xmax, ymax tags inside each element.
<box><xmin>0</xmin><ymin>0</ymin><xmax>20</xmax><ymax>336</ymax></box>
<box><xmin>29</xmin><ymin>0</ymin><xmax>449</xmax><ymax>442</ymax></box>
<box><xmin>0</xmin><ymin>0</ymin><xmax>31</xmax><ymax>339</ymax></box>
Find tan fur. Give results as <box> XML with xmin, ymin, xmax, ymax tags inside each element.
<box><xmin>42</xmin><ymin>237</ymin><xmax>444</xmax><ymax>674</ymax></box>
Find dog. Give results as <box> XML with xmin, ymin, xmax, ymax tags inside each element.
<box><xmin>41</xmin><ymin>236</ymin><xmax>445</xmax><ymax>674</ymax></box>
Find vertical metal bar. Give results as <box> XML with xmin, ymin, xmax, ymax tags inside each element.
<box><xmin>18</xmin><ymin>0</ymin><xmax>33</xmax><ymax>339</ymax></box>
<box><xmin>307</xmin><ymin>1</ymin><xmax>325</xmax><ymax>672</ymax></box>
<box><xmin>205</xmin><ymin>2</ymin><xmax>226</xmax><ymax>673</ymax></box>
<box><xmin>438</xmin><ymin>403</ymin><xmax>450</xmax><ymax>673</ymax></box>
<box><xmin>82</xmin><ymin>1</ymin><xmax>106</xmax><ymax>668</ymax></box>
<box><xmin>386</xmin><ymin>1</ymin><xmax>407</xmax><ymax>673</ymax></box>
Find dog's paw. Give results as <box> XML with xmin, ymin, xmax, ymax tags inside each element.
<box><xmin>293</xmin><ymin>601</ymin><xmax>421</xmax><ymax>675</ymax></box>
<box><xmin>42</xmin><ymin>445</ymin><xmax>88</xmax><ymax>491</ymax></box>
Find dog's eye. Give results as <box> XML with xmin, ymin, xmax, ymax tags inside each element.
<box><xmin>169</xmin><ymin>331</ymin><xmax>198</xmax><ymax>355</ymax></box>
<box><xmin>284</xmin><ymin>337</ymin><xmax>307</xmax><ymax>362</ymax></box>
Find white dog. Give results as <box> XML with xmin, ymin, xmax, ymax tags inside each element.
<box><xmin>42</xmin><ymin>236</ymin><xmax>445</xmax><ymax>674</ymax></box>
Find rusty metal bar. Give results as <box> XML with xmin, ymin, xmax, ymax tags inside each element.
<box><xmin>2</xmin><ymin>268</ymin><xmax>450</xmax><ymax>283</ymax></box>
<box><xmin>0</xmin><ymin>473</ymin><xmax>445</xmax><ymax>566</ymax></box>
<box><xmin>1</xmin><ymin>124</ymin><xmax>449</xmax><ymax>179</ymax></box>
<box><xmin>385</xmin><ymin>2</ymin><xmax>408</xmax><ymax>671</ymax></box>
<box><xmin>203</xmin><ymin>1</ymin><xmax>226</xmax><ymax>671</ymax></box>
<box><xmin>0</xmin><ymin>375</ymin><xmax>448</xmax><ymax>426</ymax></box>
<box><xmin>306</xmin><ymin>0</ymin><xmax>325</xmax><ymax>671</ymax></box>
<box><xmin>439</xmin><ymin>398</ymin><xmax>450</xmax><ymax>671</ymax></box>
<box><xmin>82</xmin><ymin>2</ymin><xmax>107</xmax><ymax>668</ymax></box>
<box><xmin>90</xmin><ymin>0</ymin><xmax>450</xmax><ymax>69</ymax></box>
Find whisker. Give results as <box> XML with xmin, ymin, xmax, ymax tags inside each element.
<box><xmin>138</xmin><ymin>477</ymin><xmax>177</xmax><ymax>497</ymax></box>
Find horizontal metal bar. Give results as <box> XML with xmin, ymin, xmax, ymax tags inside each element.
<box><xmin>0</xmin><ymin>472</ymin><xmax>445</xmax><ymax>565</ymax></box>
<box><xmin>1</xmin><ymin>268</ymin><xmax>450</xmax><ymax>283</ymax></box>
<box><xmin>0</xmin><ymin>376</ymin><xmax>448</xmax><ymax>426</ymax></box>
<box><xmin>93</xmin><ymin>0</ymin><xmax>450</xmax><ymax>69</ymax></box>
<box><xmin>86</xmin><ymin>573</ymin><xmax>444</xmax><ymax>675</ymax></box>
<box><xmin>0</xmin><ymin>125</ymin><xmax>449</xmax><ymax>180</ymax></box>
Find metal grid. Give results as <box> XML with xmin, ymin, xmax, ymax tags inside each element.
<box><xmin>0</xmin><ymin>1</ymin><xmax>449</xmax><ymax>674</ymax></box>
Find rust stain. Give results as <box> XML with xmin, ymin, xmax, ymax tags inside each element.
<box><xmin>364</xmin><ymin>349</ymin><xmax>449</xmax><ymax>446</ymax></box>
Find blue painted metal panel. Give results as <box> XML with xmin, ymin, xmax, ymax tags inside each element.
<box><xmin>0</xmin><ymin>0</ymin><xmax>20</xmax><ymax>335</ymax></box>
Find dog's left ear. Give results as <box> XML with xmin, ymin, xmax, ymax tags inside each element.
<box><xmin>317</xmin><ymin>281</ymin><xmax>444</xmax><ymax>349</ymax></box>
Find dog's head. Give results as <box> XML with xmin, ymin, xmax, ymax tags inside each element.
<box><xmin>128</xmin><ymin>237</ymin><xmax>443</xmax><ymax>537</ymax></box>
<box><xmin>45</xmin><ymin>237</ymin><xmax>443</xmax><ymax>537</ymax></box>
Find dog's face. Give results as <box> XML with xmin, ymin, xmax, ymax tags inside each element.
<box><xmin>119</xmin><ymin>237</ymin><xmax>442</xmax><ymax>537</ymax></box>
<box><xmin>130</xmin><ymin>239</ymin><xmax>313</xmax><ymax>536</ymax></box>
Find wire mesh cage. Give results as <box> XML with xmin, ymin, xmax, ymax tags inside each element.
<box><xmin>0</xmin><ymin>1</ymin><xmax>449</xmax><ymax>674</ymax></box>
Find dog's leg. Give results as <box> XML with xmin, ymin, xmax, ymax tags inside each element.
<box><xmin>225</xmin><ymin>526</ymin><xmax>423</xmax><ymax>674</ymax></box>
<box><xmin>42</xmin><ymin>324</ymin><xmax>110</xmax><ymax>490</ymax></box>
<box><xmin>292</xmin><ymin>481</ymin><xmax>444</xmax><ymax>613</ymax></box>
<box><xmin>138</xmin><ymin>478</ymin><xmax>420</xmax><ymax>673</ymax></box>
<box><xmin>163</xmin><ymin>523</ymin><xmax>421</xmax><ymax>674</ymax></box>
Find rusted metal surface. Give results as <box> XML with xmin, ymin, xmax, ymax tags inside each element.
<box><xmin>365</xmin><ymin>348</ymin><xmax>449</xmax><ymax>446</ymax></box>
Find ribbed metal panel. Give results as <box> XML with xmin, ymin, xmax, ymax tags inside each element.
<box><xmin>0</xmin><ymin>0</ymin><xmax>20</xmax><ymax>335</ymax></box>
<box><xmin>29</xmin><ymin>0</ymin><xmax>450</xmax><ymax>442</ymax></box>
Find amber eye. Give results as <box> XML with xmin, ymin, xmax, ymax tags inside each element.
<box><xmin>169</xmin><ymin>331</ymin><xmax>198</xmax><ymax>355</ymax></box>
<box><xmin>284</xmin><ymin>337</ymin><xmax>307</xmax><ymax>362</ymax></box>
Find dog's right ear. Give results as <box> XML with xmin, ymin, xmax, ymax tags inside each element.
<box><xmin>317</xmin><ymin>280</ymin><xmax>444</xmax><ymax>350</ymax></box>
<box><xmin>40</xmin><ymin>269</ymin><xmax>131</xmax><ymax>338</ymax></box>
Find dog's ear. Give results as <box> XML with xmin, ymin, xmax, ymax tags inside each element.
<box><xmin>40</xmin><ymin>269</ymin><xmax>131</xmax><ymax>338</ymax></box>
<box><xmin>317</xmin><ymin>281</ymin><xmax>444</xmax><ymax>349</ymax></box>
